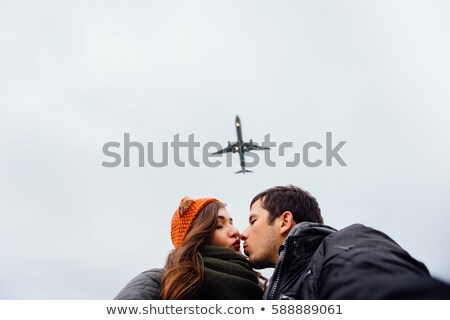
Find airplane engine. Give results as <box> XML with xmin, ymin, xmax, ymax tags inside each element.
<box><xmin>241</xmin><ymin>143</ymin><xmax>250</xmax><ymax>152</ymax></box>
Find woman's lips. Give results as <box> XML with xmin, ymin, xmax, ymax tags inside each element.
<box><xmin>232</xmin><ymin>240</ymin><xmax>241</xmax><ymax>250</ymax></box>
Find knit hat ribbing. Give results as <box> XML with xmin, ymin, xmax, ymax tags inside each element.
<box><xmin>171</xmin><ymin>196</ymin><xmax>220</xmax><ymax>248</ymax></box>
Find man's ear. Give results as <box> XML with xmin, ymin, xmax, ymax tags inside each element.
<box><xmin>279</xmin><ymin>211</ymin><xmax>296</xmax><ymax>236</ymax></box>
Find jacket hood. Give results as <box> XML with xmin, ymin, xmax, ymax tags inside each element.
<box><xmin>286</xmin><ymin>222</ymin><xmax>336</xmax><ymax>242</ymax></box>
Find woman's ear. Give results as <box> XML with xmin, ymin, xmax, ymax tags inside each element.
<box><xmin>279</xmin><ymin>211</ymin><xmax>296</xmax><ymax>236</ymax></box>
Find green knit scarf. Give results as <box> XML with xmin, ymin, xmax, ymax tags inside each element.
<box><xmin>196</xmin><ymin>245</ymin><xmax>263</xmax><ymax>300</ymax></box>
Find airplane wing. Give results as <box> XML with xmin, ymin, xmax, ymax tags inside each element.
<box><xmin>212</xmin><ymin>142</ymin><xmax>238</xmax><ymax>155</ymax></box>
<box><xmin>246</xmin><ymin>141</ymin><xmax>270</xmax><ymax>151</ymax></box>
<box><xmin>248</xmin><ymin>144</ymin><xmax>270</xmax><ymax>151</ymax></box>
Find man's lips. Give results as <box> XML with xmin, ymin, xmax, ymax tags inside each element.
<box><xmin>243</xmin><ymin>245</ymin><xmax>249</xmax><ymax>256</ymax></box>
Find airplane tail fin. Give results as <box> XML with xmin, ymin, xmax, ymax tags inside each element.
<box><xmin>235</xmin><ymin>169</ymin><xmax>253</xmax><ymax>174</ymax></box>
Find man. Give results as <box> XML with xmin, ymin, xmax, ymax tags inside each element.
<box><xmin>241</xmin><ymin>185</ymin><xmax>450</xmax><ymax>299</ymax></box>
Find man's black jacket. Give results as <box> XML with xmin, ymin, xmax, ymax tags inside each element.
<box><xmin>264</xmin><ymin>222</ymin><xmax>450</xmax><ymax>299</ymax></box>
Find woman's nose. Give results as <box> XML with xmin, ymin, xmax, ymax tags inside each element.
<box><xmin>228</xmin><ymin>226</ymin><xmax>240</xmax><ymax>238</ymax></box>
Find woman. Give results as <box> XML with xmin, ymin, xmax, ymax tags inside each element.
<box><xmin>115</xmin><ymin>196</ymin><xmax>264</xmax><ymax>300</ymax></box>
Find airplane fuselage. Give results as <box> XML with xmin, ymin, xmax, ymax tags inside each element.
<box><xmin>235</xmin><ymin>116</ymin><xmax>246</xmax><ymax>170</ymax></box>
<box><xmin>236</xmin><ymin>116</ymin><xmax>243</xmax><ymax>144</ymax></box>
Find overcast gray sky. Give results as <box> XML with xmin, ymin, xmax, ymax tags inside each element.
<box><xmin>1</xmin><ymin>0</ymin><xmax>449</xmax><ymax>299</ymax></box>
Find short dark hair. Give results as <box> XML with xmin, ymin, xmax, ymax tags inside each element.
<box><xmin>250</xmin><ymin>185</ymin><xmax>323</xmax><ymax>224</ymax></box>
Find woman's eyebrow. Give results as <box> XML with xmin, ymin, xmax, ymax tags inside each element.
<box><xmin>217</xmin><ymin>215</ymin><xmax>232</xmax><ymax>223</ymax></box>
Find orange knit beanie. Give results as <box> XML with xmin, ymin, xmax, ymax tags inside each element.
<box><xmin>171</xmin><ymin>196</ymin><xmax>220</xmax><ymax>248</ymax></box>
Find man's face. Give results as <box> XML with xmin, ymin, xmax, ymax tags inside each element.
<box><xmin>240</xmin><ymin>199</ymin><xmax>281</xmax><ymax>269</ymax></box>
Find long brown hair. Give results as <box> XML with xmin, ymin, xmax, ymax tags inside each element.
<box><xmin>160</xmin><ymin>201</ymin><xmax>223</xmax><ymax>299</ymax></box>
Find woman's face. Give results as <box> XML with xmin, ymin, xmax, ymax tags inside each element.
<box><xmin>206</xmin><ymin>208</ymin><xmax>241</xmax><ymax>253</ymax></box>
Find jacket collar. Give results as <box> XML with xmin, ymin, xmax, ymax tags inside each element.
<box><xmin>265</xmin><ymin>222</ymin><xmax>336</xmax><ymax>299</ymax></box>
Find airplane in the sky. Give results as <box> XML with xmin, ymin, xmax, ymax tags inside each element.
<box><xmin>213</xmin><ymin>115</ymin><xmax>270</xmax><ymax>174</ymax></box>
